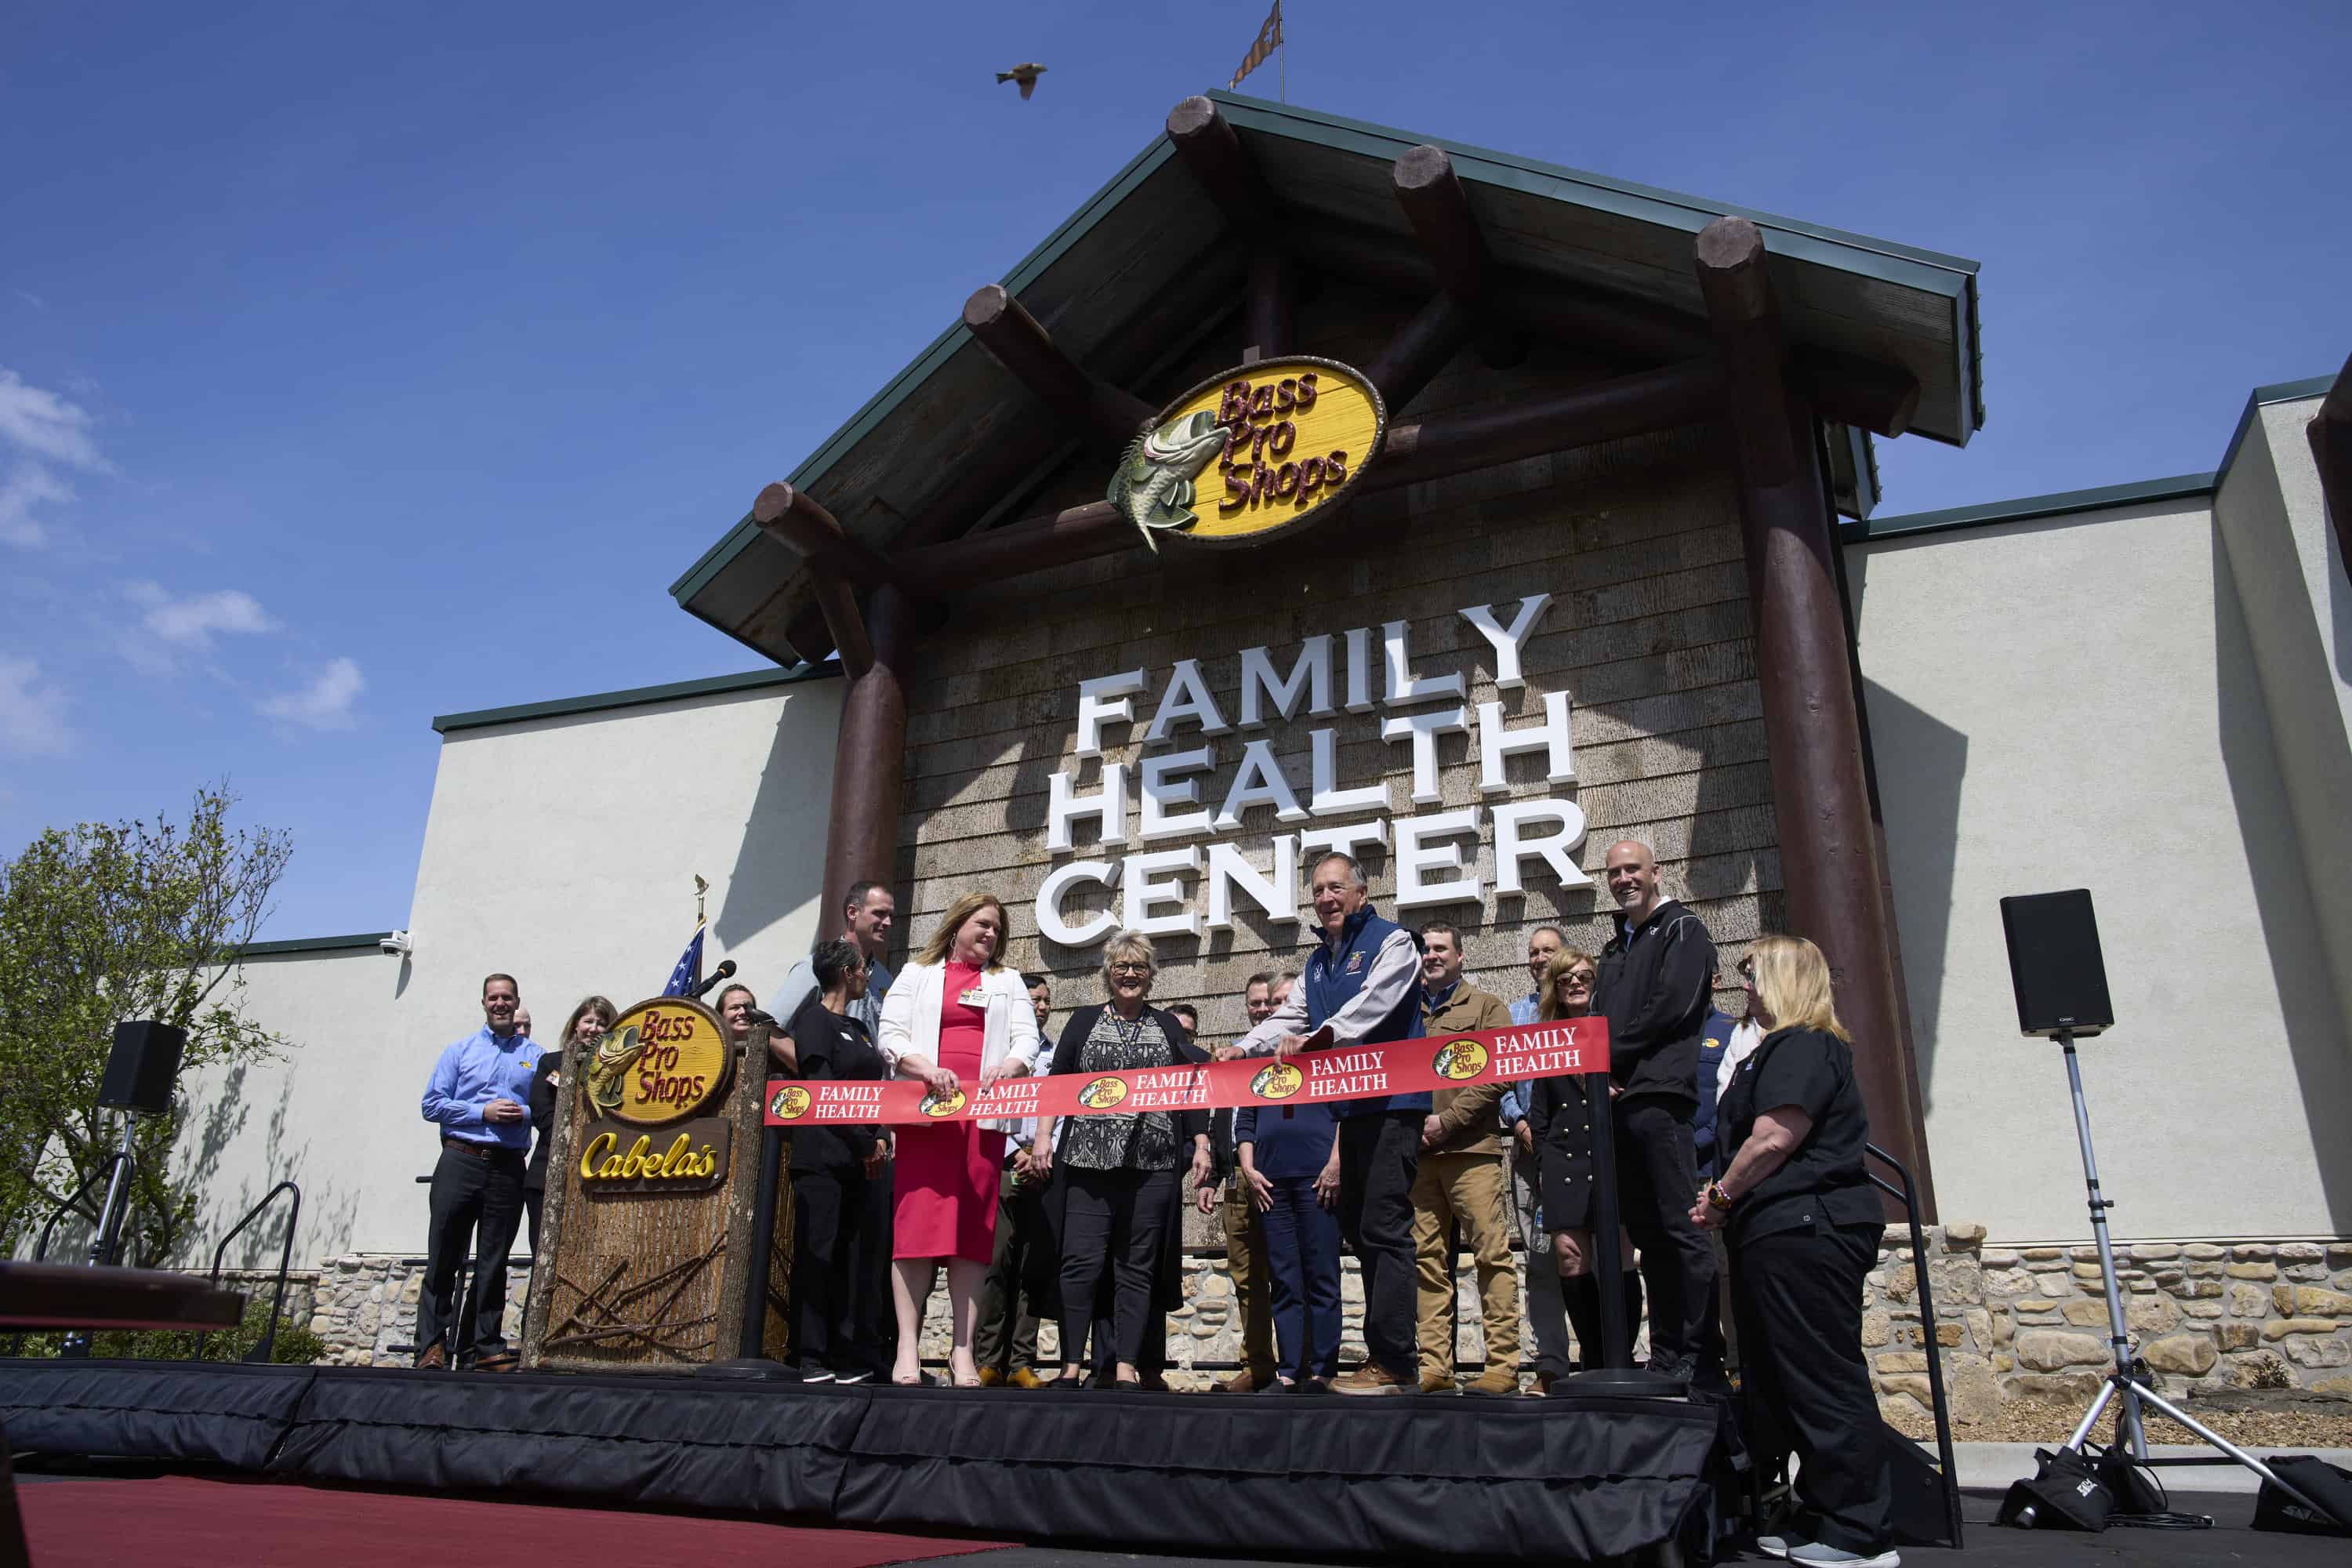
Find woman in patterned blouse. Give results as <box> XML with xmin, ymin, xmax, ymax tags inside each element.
<box><xmin>1033</xmin><ymin>930</ymin><xmax>1210</xmax><ymax>1386</ymax></box>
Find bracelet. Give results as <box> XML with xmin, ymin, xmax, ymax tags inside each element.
<box><xmin>1705</xmin><ymin>1181</ymin><xmax>1733</xmax><ymax>1210</ymax></box>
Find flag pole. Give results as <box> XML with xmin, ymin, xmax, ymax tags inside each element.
<box><xmin>1279</xmin><ymin>3</ymin><xmax>1287</xmax><ymax>103</ymax></box>
<box><xmin>695</xmin><ymin>873</ymin><xmax>708</xmax><ymax>925</ymax></box>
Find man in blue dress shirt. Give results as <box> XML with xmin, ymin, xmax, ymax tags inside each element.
<box><xmin>417</xmin><ymin>972</ymin><xmax>542</xmax><ymax>1370</ymax></box>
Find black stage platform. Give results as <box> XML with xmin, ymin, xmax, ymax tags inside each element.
<box><xmin>0</xmin><ymin>1359</ymin><xmax>1726</xmax><ymax>1561</ymax></box>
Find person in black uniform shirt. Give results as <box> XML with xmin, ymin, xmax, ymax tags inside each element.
<box><xmin>1693</xmin><ymin>935</ymin><xmax>1894</xmax><ymax>1568</ymax></box>
<box><xmin>528</xmin><ymin>995</ymin><xmax>615</xmax><ymax>1255</ymax></box>
<box><xmin>1033</xmin><ymin>931</ymin><xmax>1211</xmax><ymax>1386</ymax></box>
<box><xmin>782</xmin><ymin>938</ymin><xmax>891</xmax><ymax>1383</ymax></box>
<box><xmin>1592</xmin><ymin>838</ymin><xmax>1719</xmax><ymax>1382</ymax></box>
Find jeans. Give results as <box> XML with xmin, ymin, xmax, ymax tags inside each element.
<box><xmin>1337</xmin><ymin>1112</ymin><xmax>1420</xmax><ymax>1377</ymax></box>
<box><xmin>1259</xmin><ymin>1173</ymin><xmax>1341</xmax><ymax>1381</ymax></box>
<box><xmin>417</xmin><ymin>1142</ymin><xmax>525</xmax><ymax>1363</ymax></box>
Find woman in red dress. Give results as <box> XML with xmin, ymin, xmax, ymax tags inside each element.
<box><xmin>875</xmin><ymin>891</ymin><xmax>1041</xmax><ymax>1385</ymax></box>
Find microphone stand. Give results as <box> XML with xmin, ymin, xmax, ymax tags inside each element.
<box><xmin>1564</xmin><ymin>1067</ymin><xmax>1684</xmax><ymax>1397</ymax></box>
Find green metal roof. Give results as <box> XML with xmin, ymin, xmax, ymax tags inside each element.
<box><xmin>432</xmin><ymin>661</ymin><xmax>839</xmax><ymax>735</ymax></box>
<box><xmin>1842</xmin><ymin>473</ymin><xmax>2216</xmax><ymax>545</ymax></box>
<box><xmin>674</xmin><ymin>90</ymin><xmax>1984</xmax><ymax>665</ymax></box>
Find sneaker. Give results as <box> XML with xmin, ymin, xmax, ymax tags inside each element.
<box><xmin>1755</xmin><ymin>1537</ymin><xmax>1808</xmax><ymax>1561</ymax></box>
<box><xmin>1330</xmin><ymin>1364</ymin><xmax>1414</xmax><ymax>1396</ymax></box>
<box><xmin>1465</xmin><ymin>1367</ymin><xmax>1519</xmax><ymax>1396</ymax></box>
<box><xmin>975</xmin><ymin>1367</ymin><xmax>1005</xmax><ymax>1387</ymax></box>
<box><xmin>832</xmin><ymin>1368</ymin><xmax>872</xmax><ymax>1385</ymax></box>
<box><xmin>1788</xmin><ymin>1547</ymin><xmax>1898</xmax><ymax>1567</ymax></box>
<box><xmin>795</xmin><ymin>1366</ymin><xmax>836</xmax><ymax>1384</ymax></box>
<box><xmin>1008</xmin><ymin>1367</ymin><xmax>1048</xmax><ymax>1389</ymax></box>
<box><xmin>1418</xmin><ymin>1371</ymin><xmax>1456</xmax><ymax>1393</ymax></box>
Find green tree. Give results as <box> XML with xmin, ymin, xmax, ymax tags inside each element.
<box><xmin>0</xmin><ymin>785</ymin><xmax>292</xmax><ymax>1265</ymax></box>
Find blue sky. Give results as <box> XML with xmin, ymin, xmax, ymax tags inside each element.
<box><xmin>2</xmin><ymin>1</ymin><xmax>2344</xmax><ymax>938</ymax></box>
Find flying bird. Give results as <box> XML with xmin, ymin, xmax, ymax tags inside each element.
<box><xmin>996</xmin><ymin>63</ymin><xmax>1047</xmax><ymax>100</ymax></box>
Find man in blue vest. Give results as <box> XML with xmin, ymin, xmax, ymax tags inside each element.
<box><xmin>1230</xmin><ymin>852</ymin><xmax>1426</xmax><ymax>1395</ymax></box>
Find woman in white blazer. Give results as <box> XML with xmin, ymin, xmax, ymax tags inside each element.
<box><xmin>876</xmin><ymin>890</ymin><xmax>1040</xmax><ymax>1385</ymax></box>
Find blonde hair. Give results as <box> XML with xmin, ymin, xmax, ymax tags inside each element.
<box><xmin>1744</xmin><ymin>934</ymin><xmax>1849</xmax><ymax>1041</ymax></box>
<box><xmin>1537</xmin><ymin>949</ymin><xmax>1600</xmax><ymax>1022</ymax></box>
<box><xmin>1101</xmin><ymin>928</ymin><xmax>1156</xmax><ymax>986</ymax></box>
<box><xmin>917</xmin><ymin>891</ymin><xmax>1011</xmax><ymax>972</ymax></box>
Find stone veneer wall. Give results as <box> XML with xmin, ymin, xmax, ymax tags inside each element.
<box><xmin>307</xmin><ymin>1222</ymin><xmax>2352</xmax><ymax>1401</ymax></box>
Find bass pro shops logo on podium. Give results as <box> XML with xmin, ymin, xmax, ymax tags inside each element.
<box><xmin>1076</xmin><ymin>1076</ymin><xmax>1131</xmax><ymax>1110</ymax></box>
<box><xmin>1108</xmin><ymin>356</ymin><xmax>1385</xmax><ymax>551</ymax></box>
<box><xmin>574</xmin><ymin>997</ymin><xmax>733</xmax><ymax>1192</ymax></box>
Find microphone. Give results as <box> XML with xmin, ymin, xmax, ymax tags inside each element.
<box><xmin>691</xmin><ymin>959</ymin><xmax>739</xmax><ymax>999</ymax></box>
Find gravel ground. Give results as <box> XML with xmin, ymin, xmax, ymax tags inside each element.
<box><xmin>1886</xmin><ymin>1392</ymin><xmax>2352</xmax><ymax>1449</ymax></box>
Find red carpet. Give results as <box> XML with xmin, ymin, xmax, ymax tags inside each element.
<box><xmin>18</xmin><ymin>1475</ymin><xmax>1014</xmax><ymax>1567</ymax></box>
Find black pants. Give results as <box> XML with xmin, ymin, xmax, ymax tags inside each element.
<box><xmin>1338</xmin><ymin>1111</ymin><xmax>1419</xmax><ymax>1377</ymax></box>
<box><xmin>418</xmin><ymin>1142</ymin><xmax>526</xmax><ymax>1363</ymax></box>
<box><xmin>975</xmin><ymin>1165</ymin><xmax>1051</xmax><ymax>1374</ymax></box>
<box><xmin>1057</xmin><ymin>1166</ymin><xmax>1175</xmax><ymax>1371</ymax></box>
<box><xmin>1613</xmin><ymin>1098</ymin><xmax>1716</xmax><ymax>1371</ymax></box>
<box><xmin>861</xmin><ymin>1160</ymin><xmax>898</xmax><ymax>1357</ymax></box>
<box><xmin>791</xmin><ymin>1163</ymin><xmax>885</xmax><ymax>1374</ymax></box>
<box><xmin>524</xmin><ymin>1182</ymin><xmax>546</xmax><ymax>1258</ymax></box>
<box><xmin>1732</xmin><ymin>1224</ymin><xmax>1889</xmax><ymax>1555</ymax></box>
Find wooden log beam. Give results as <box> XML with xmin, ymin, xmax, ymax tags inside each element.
<box><xmin>1167</xmin><ymin>96</ymin><xmax>1275</xmax><ymax>225</ymax></box>
<box><xmin>1245</xmin><ymin>249</ymin><xmax>1293</xmax><ymax>363</ymax></box>
<box><xmin>896</xmin><ymin>356</ymin><xmax>1728</xmax><ymax>593</ymax></box>
<box><xmin>750</xmin><ymin>482</ymin><xmax>884</xmax><ymax>678</ymax></box>
<box><xmin>2307</xmin><ymin>347</ymin><xmax>2352</xmax><ymax>583</ymax></box>
<box><xmin>1793</xmin><ymin>347</ymin><xmax>1921</xmax><ymax>441</ymax></box>
<box><xmin>818</xmin><ymin>584</ymin><xmax>912</xmax><ymax>932</ymax></box>
<box><xmin>1363</xmin><ymin>291</ymin><xmax>1479</xmax><ymax>413</ymax></box>
<box><xmin>1694</xmin><ymin>214</ymin><xmax>1936</xmax><ymax>1217</ymax></box>
<box><xmin>963</xmin><ymin>284</ymin><xmax>1157</xmax><ymax>446</ymax></box>
<box><xmin>1392</xmin><ymin>144</ymin><xmax>1486</xmax><ymax>302</ymax></box>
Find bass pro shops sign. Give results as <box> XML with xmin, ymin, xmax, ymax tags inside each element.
<box><xmin>1034</xmin><ymin>590</ymin><xmax>1587</xmax><ymax>948</ymax></box>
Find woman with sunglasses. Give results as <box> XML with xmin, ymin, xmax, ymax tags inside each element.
<box><xmin>1690</xmin><ymin>937</ymin><xmax>1893</xmax><ymax>1568</ymax></box>
<box><xmin>1529</xmin><ymin>949</ymin><xmax>1642</xmax><ymax>1374</ymax></box>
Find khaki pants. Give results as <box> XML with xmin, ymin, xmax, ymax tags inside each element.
<box><xmin>1223</xmin><ymin>1184</ymin><xmax>1277</xmax><ymax>1379</ymax></box>
<box><xmin>1410</xmin><ymin>1150</ymin><xmax>1520</xmax><ymax>1379</ymax></box>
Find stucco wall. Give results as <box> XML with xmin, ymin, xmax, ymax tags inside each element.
<box><xmin>896</xmin><ymin>296</ymin><xmax>1773</xmax><ymax>1035</ymax></box>
<box><xmin>178</xmin><ymin>675</ymin><xmax>844</xmax><ymax>1267</ymax></box>
<box><xmin>1852</xmin><ymin>496</ymin><xmax>2352</xmax><ymax>1240</ymax></box>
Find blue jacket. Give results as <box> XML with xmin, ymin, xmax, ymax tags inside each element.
<box><xmin>1693</xmin><ymin>1008</ymin><xmax>1734</xmax><ymax>1177</ymax></box>
<box><xmin>1234</xmin><ymin>1101</ymin><xmax>1340</xmax><ymax>1180</ymax></box>
<box><xmin>1301</xmin><ymin>905</ymin><xmax>1428</xmax><ymax>1117</ymax></box>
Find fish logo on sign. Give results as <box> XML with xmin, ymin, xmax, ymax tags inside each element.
<box><xmin>769</xmin><ymin>1085</ymin><xmax>811</xmax><ymax>1121</ymax></box>
<box><xmin>1076</xmin><ymin>1076</ymin><xmax>1130</xmax><ymax>1110</ymax></box>
<box><xmin>1249</xmin><ymin>1062</ymin><xmax>1304</xmax><ymax>1101</ymax></box>
<box><xmin>1432</xmin><ymin>1039</ymin><xmax>1489</xmax><ymax>1081</ymax></box>
<box><xmin>920</xmin><ymin>1087</ymin><xmax>969</xmax><ymax>1118</ymax></box>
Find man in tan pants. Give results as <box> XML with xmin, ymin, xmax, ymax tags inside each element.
<box><xmin>1210</xmin><ymin>971</ymin><xmax>1291</xmax><ymax>1392</ymax></box>
<box><xmin>1409</xmin><ymin>924</ymin><xmax>1520</xmax><ymax>1394</ymax></box>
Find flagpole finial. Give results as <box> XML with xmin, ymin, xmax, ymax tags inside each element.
<box><xmin>695</xmin><ymin>873</ymin><xmax>709</xmax><ymax>922</ymax></box>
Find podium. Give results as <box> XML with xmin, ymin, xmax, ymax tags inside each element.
<box><xmin>521</xmin><ymin>997</ymin><xmax>789</xmax><ymax>1370</ymax></box>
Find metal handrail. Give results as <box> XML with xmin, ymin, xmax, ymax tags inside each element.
<box><xmin>206</xmin><ymin>1180</ymin><xmax>300</xmax><ymax>1363</ymax></box>
<box><xmin>32</xmin><ymin>1156</ymin><xmax>126</xmax><ymax>1262</ymax></box>
<box><xmin>1866</xmin><ymin>1142</ymin><xmax>1965</xmax><ymax>1550</ymax></box>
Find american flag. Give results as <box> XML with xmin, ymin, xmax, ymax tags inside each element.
<box><xmin>660</xmin><ymin>921</ymin><xmax>706</xmax><ymax>998</ymax></box>
<box><xmin>1229</xmin><ymin>2</ymin><xmax>1283</xmax><ymax>90</ymax></box>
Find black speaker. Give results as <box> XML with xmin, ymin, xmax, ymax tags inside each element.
<box><xmin>1998</xmin><ymin>889</ymin><xmax>2114</xmax><ymax>1038</ymax></box>
<box><xmin>96</xmin><ymin>1019</ymin><xmax>187</xmax><ymax>1115</ymax></box>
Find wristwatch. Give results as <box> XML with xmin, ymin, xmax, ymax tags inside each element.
<box><xmin>1705</xmin><ymin>1181</ymin><xmax>1733</xmax><ymax>1210</ymax></box>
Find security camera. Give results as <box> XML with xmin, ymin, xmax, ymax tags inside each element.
<box><xmin>379</xmin><ymin>930</ymin><xmax>413</xmax><ymax>957</ymax></box>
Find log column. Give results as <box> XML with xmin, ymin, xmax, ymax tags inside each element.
<box><xmin>820</xmin><ymin>584</ymin><xmax>913</xmax><ymax>918</ymax></box>
<box><xmin>1694</xmin><ymin>216</ymin><xmax>1937</xmax><ymax>1214</ymax></box>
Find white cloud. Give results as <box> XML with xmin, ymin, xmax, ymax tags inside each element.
<box><xmin>0</xmin><ymin>463</ymin><xmax>72</xmax><ymax>546</ymax></box>
<box><xmin>0</xmin><ymin>366</ymin><xmax>106</xmax><ymax>471</ymax></box>
<box><xmin>0</xmin><ymin>655</ymin><xmax>71</xmax><ymax>757</ymax></box>
<box><xmin>260</xmin><ymin>657</ymin><xmax>363</xmax><ymax>730</ymax></box>
<box><xmin>124</xmin><ymin>580</ymin><xmax>277</xmax><ymax>648</ymax></box>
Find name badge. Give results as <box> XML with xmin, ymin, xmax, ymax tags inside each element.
<box><xmin>958</xmin><ymin>987</ymin><xmax>987</xmax><ymax>1007</ymax></box>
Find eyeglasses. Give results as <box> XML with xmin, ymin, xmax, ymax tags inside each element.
<box><xmin>1559</xmin><ymin>971</ymin><xmax>1595</xmax><ymax>988</ymax></box>
<box><xmin>1109</xmin><ymin>961</ymin><xmax>1152</xmax><ymax>975</ymax></box>
<box><xmin>1737</xmin><ymin>962</ymin><xmax>1756</xmax><ymax>982</ymax></box>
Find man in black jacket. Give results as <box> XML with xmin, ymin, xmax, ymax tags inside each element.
<box><xmin>1593</xmin><ymin>839</ymin><xmax>1719</xmax><ymax>1382</ymax></box>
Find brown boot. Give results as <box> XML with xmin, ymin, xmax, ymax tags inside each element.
<box><xmin>475</xmin><ymin>1350</ymin><xmax>520</xmax><ymax>1373</ymax></box>
<box><xmin>415</xmin><ymin>1342</ymin><xmax>447</xmax><ymax>1371</ymax></box>
<box><xmin>975</xmin><ymin>1367</ymin><xmax>1005</xmax><ymax>1387</ymax></box>
<box><xmin>1330</xmin><ymin>1364</ymin><xmax>1414</xmax><ymax>1396</ymax></box>
<box><xmin>1418</xmin><ymin>1370</ymin><xmax>1455</xmax><ymax>1394</ymax></box>
<box><xmin>1465</xmin><ymin>1367</ymin><xmax>1519</xmax><ymax>1396</ymax></box>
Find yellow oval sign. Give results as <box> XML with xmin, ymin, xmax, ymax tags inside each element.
<box><xmin>582</xmin><ymin>997</ymin><xmax>731</xmax><ymax>1127</ymax></box>
<box><xmin>1107</xmin><ymin>357</ymin><xmax>1385</xmax><ymax>550</ymax></box>
<box><xmin>1249</xmin><ymin>1061</ymin><xmax>1305</xmax><ymax>1101</ymax></box>
<box><xmin>1432</xmin><ymin>1038</ymin><xmax>1489</xmax><ymax>1081</ymax></box>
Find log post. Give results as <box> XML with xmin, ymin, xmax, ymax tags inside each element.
<box><xmin>962</xmin><ymin>284</ymin><xmax>1157</xmax><ymax>445</ymax></box>
<box><xmin>819</xmin><ymin>584</ymin><xmax>913</xmax><ymax>925</ymax></box>
<box><xmin>752</xmin><ymin>482</ymin><xmax>880</xmax><ymax>679</ymax></box>
<box><xmin>1167</xmin><ymin>96</ymin><xmax>1275</xmax><ymax>225</ymax></box>
<box><xmin>1693</xmin><ymin>216</ymin><xmax>1936</xmax><ymax>1215</ymax></box>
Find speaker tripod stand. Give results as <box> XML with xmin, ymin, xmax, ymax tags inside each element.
<box><xmin>2038</xmin><ymin>1030</ymin><xmax>2326</xmax><ymax>1518</ymax></box>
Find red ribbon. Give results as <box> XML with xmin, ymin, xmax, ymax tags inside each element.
<box><xmin>764</xmin><ymin>1016</ymin><xmax>1609</xmax><ymax>1127</ymax></box>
